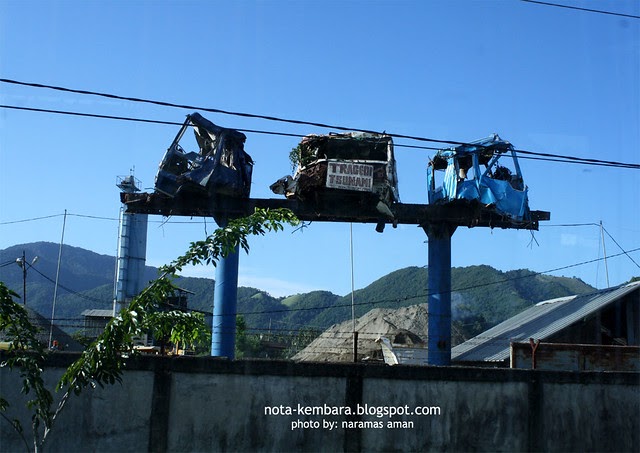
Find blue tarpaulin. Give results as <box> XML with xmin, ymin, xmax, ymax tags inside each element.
<box><xmin>427</xmin><ymin>134</ymin><xmax>530</xmax><ymax>221</ymax></box>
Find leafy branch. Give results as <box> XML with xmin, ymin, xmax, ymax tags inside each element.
<box><xmin>289</xmin><ymin>143</ymin><xmax>315</xmax><ymax>171</ymax></box>
<box><xmin>0</xmin><ymin>283</ymin><xmax>53</xmax><ymax>453</ymax></box>
<box><xmin>1</xmin><ymin>207</ymin><xmax>299</xmax><ymax>452</ymax></box>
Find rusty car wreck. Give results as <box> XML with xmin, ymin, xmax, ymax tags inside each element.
<box><xmin>427</xmin><ymin>134</ymin><xmax>531</xmax><ymax>222</ymax></box>
<box><xmin>270</xmin><ymin>132</ymin><xmax>400</xmax><ymax>230</ymax></box>
<box><xmin>154</xmin><ymin>113</ymin><xmax>254</xmax><ymax>199</ymax></box>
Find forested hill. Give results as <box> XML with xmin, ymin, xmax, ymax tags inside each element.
<box><xmin>1</xmin><ymin>242</ymin><xmax>597</xmax><ymax>339</ymax></box>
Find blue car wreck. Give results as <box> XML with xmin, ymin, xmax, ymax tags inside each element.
<box><xmin>427</xmin><ymin>134</ymin><xmax>530</xmax><ymax>221</ymax></box>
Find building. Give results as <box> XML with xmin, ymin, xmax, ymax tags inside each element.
<box><xmin>81</xmin><ymin>309</ymin><xmax>114</xmax><ymax>341</ymax></box>
<box><xmin>452</xmin><ymin>281</ymin><xmax>640</xmax><ymax>370</ymax></box>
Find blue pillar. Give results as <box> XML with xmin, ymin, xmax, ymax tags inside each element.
<box><xmin>211</xmin><ymin>248</ymin><xmax>239</xmax><ymax>358</ymax></box>
<box><xmin>211</xmin><ymin>217</ymin><xmax>240</xmax><ymax>359</ymax></box>
<box><xmin>425</xmin><ymin>223</ymin><xmax>456</xmax><ymax>365</ymax></box>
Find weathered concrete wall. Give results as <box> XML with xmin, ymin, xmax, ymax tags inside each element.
<box><xmin>0</xmin><ymin>353</ymin><xmax>638</xmax><ymax>452</ymax></box>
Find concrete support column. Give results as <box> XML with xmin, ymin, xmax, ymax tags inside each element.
<box><xmin>424</xmin><ymin>223</ymin><xmax>456</xmax><ymax>366</ymax></box>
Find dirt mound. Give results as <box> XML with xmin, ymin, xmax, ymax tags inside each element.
<box><xmin>293</xmin><ymin>304</ymin><xmax>428</xmax><ymax>362</ymax></box>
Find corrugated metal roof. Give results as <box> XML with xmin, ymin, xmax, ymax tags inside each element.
<box><xmin>452</xmin><ymin>281</ymin><xmax>640</xmax><ymax>362</ymax></box>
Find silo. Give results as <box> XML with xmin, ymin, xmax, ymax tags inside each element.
<box><xmin>114</xmin><ymin>175</ymin><xmax>148</xmax><ymax>315</ymax></box>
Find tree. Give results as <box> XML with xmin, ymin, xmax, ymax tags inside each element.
<box><xmin>0</xmin><ymin>283</ymin><xmax>52</xmax><ymax>453</ymax></box>
<box><xmin>144</xmin><ymin>310</ymin><xmax>210</xmax><ymax>355</ymax></box>
<box><xmin>235</xmin><ymin>315</ymin><xmax>262</xmax><ymax>359</ymax></box>
<box><xmin>0</xmin><ymin>208</ymin><xmax>299</xmax><ymax>452</ymax></box>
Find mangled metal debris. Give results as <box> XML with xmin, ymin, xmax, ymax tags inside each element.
<box><xmin>270</xmin><ymin>132</ymin><xmax>400</xmax><ymax>230</ymax></box>
<box><xmin>155</xmin><ymin>113</ymin><xmax>254</xmax><ymax>199</ymax></box>
<box><xmin>376</xmin><ymin>334</ymin><xmax>428</xmax><ymax>366</ymax></box>
<box><xmin>427</xmin><ymin>134</ymin><xmax>530</xmax><ymax>221</ymax></box>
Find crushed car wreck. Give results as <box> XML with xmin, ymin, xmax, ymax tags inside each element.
<box><xmin>270</xmin><ymin>132</ymin><xmax>400</xmax><ymax>231</ymax></box>
<box><xmin>427</xmin><ymin>134</ymin><xmax>530</xmax><ymax>222</ymax></box>
<box><xmin>154</xmin><ymin>113</ymin><xmax>254</xmax><ymax>199</ymax></box>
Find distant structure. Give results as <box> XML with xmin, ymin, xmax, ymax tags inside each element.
<box><xmin>452</xmin><ymin>281</ymin><xmax>640</xmax><ymax>371</ymax></box>
<box><xmin>121</xmin><ymin>117</ymin><xmax>550</xmax><ymax>364</ymax></box>
<box><xmin>114</xmin><ymin>174</ymin><xmax>148</xmax><ymax>315</ymax></box>
<box><xmin>81</xmin><ymin>309</ymin><xmax>114</xmax><ymax>340</ymax></box>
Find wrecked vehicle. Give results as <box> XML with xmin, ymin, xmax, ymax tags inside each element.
<box><xmin>154</xmin><ymin>112</ymin><xmax>254</xmax><ymax>199</ymax></box>
<box><xmin>270</xmin><ymin>132</ymin><xmax>400</xmax><ymax>224</ymax></box>
<box><xmin>427</xmin><ymin>134</ymin><xmax>530</xmax><ymax>221</ymax></box>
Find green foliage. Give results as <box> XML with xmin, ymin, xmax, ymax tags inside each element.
<box><xmin>452</xmin><ymin>315</ymin><xmax>488</xmax><ymax>347</ymax></box>
<box><xmin>0</xmin><ymin>281</ymin><xmax>53</xmax><ymax>452</ymax></box>
<box><xmin>234</xmin><ymin>316</ymin><xmax>262</xmax><ymax>359</ymax></box>
<box><xmin>144</xmin><ymin>310</ymin><xmax>210</xmax><ymax>354</ymax></box>
<box><xmin>234</xmin><ymin>315</ymin><xmax>321</xmax><ymax>360</ymax></box>
<box><xmin>282</xmin><ymin>327</ymin><xmax>321</xmax><ymax>359</ymax></box>
<box><xmin>58</xmin><ymin>276</ymin><xmax>177</xmax><ymax>394</ymax></box>
<box><xmin>60</xmin><ymin>208</ymin><xmax>298</xmax><ymax>393</ymax></box>
<box><xmin>288</xmin><ymin>143</ymin><xmax>315</xmax><ymax>171</ymax></box>
<box><xmin>280</xmin><ymin>291</ymin><xmax>342</xmax><ymax>328</ymax></box>
<box><xmin>234</xmin><ymin>287</ymin><xmax>288</xmax><ymax>330</ymax></box>
<box><xmin>70</xmin><ymin>331</ymin><xmax>93</xmax><ymax>348</ymax></box>
<box><xmin>1</xmin><ymin>208</ymin><xmax>299</xmax><ymax>452</ymax></box>
<box><xmin>167</xmin><ymin>208</ymin><xmax>299</xmax><ymax>271</ymax></box>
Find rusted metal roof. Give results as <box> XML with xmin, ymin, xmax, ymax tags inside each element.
<box><xmin>452</xmin><ymin>281</ymin><xmax>640</xmax><ymax>363</ymax></box>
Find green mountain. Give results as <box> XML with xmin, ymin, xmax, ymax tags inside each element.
<box><xmin>0</xmin><ymin>243</ymin><xmax>597</xmax><ymax>342</ymax></box>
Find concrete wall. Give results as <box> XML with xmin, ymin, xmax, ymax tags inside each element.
<box><xmin>0</xmin><ymin>353</ymin><xmax>638</xmax><ymax>452</ymax></box>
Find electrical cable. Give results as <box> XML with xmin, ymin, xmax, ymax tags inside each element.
<box><xmin>1</xmin><ymin>103</ymin><xmax>638</xmax><ymax>170</ymax></box>
<box><xmin>4</xmin><ymin>219</ymin><xmax>638</xmax><ymax>319</ymax></box>
<box><xmin>216</xmin><ymin>246</ymin><xmax>640</xmax><ymax>318</ymax></box>
<box><xmin>601</xmin><ymin>226</ymin><xmax>640</xmax><ymax>269</ymax></box>
<box><xmin>0</xmin><ymin>213</ymin><xmax>66</xmax><ymax>225</ymax></box>
<box><xmin>0</xmin><ymin>211</ymin><xmax>214</xmax><ymax>226</ymax></box>
<box><xmin>4</xmin><ymin>78</ymin><xmax>640</xmax><ymax>170</ymax></box>
<box><xmin>0</xmin><ymin>78</ymin><xmax>464</xmax><ymax>145</ymax></box>
<box><xmin>15</xmin><ymin>244</ymin><xmax>639</xmax><ymax>330</ymax></box>
<box><xmin>541</xmin><ymin>223</ymin><xmax>599</xmax><ymax>228</ymax></box>
<box><xmin>27</xmin><ymin>266</ymin><xmax>110</xmax><ymax>304</ymax></box>
<box><xmin>512</xmin><ymin>149</ymin><xmax>639</xmax><ymax>170</ymax></box>
<box><xmin>520</xmin><ymin>0</ymin><xmax>640</xmax><ymax>19</ymax></box>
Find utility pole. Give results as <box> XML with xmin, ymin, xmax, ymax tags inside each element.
<box><xmin>20</xmin><ymin>250</ymin><xmax>26</xmax><ymax>305</ymax></box>
<box><xmin>16</xmin><ymin>250</ymin><xmax>38</xmax><ymax>306</ymax></box>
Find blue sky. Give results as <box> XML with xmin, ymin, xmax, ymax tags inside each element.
<box><xmin>1</xmin><ymin>0</ymin><xmax>638</xmax><ymax>298</ymax></box>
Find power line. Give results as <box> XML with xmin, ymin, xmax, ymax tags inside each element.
<box><xmin>2</xmin><ymin>78</ymin><xmax>434</xmax><ymax>141</ymax></box>
<box><xmin>17</xmin><ymin>244</ymin><xmax>639</xmax><ymax>322</ymax></box>
<box><xmin>27</xmin><ymin>266</ymin><xmax>110</xmax><ymax>304</ymax></box>
<box><xmin>601</xmin><ymin>225</ymin><xmax>640</xmax><ymax>269</ymax></box>
<box><xmin>8</xmin><ymin>77</ymin><xmax>635</xmax><ymax>163</ymax></box>
<box><xmin>2</xmin><ymin>248</ymin><xmax>612</xmax><ymax>329</ymax></box>
<box><xmin>514</xmin><ymin>149</ymin><xmax>639</xmax><ymax>169</ymax></box>
<box><xmin>520</xmin><ymin>0</ymin><xmax>640</xmax><ymax>19</ymax></box>
<box><xmin>2</xmin><ymin>103</ymin><xmax>638</xmax><ymax>170</ymax></box>
<box><xmin>541</xmin><ymin>222</ymin><xmax>640</xmax><ymax>269</ymax></box>
<box><xmin>4</xmin><ymin>211</ymin><xmax>638</xmax><ymax>318</ymax></box>
<box><xmin>220</xmin><ymin>246</ymin><xmax>640</xmax><ymax>319</ymax></box>
<box><xmin>0</xmin><ymin>210</ymin><xmax>215</xmax><ymax>226</ymax></box>
<box><xmin>541</xmin><ymin>222</ymin><xmax>599</xmax><ymax>227</ymax></box>
<box><xmin>0</xmin><ymin>213</ymin><xmax>66</xmax><ymax>225</ymax></box>
<box><xmin>0</xmin><ymin>104</ymin><xmax>308</xmax><ymax>140</ymax></box>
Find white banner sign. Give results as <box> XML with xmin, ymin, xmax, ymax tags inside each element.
<box><xmin>326</xmin><ymin>162</ymin><xmax>374</xmax><ymax>192</ymax></box>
